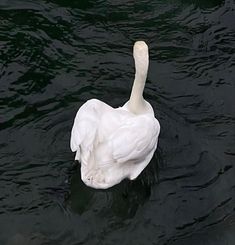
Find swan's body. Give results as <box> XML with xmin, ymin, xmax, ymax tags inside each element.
<box><xmin>70</xmin><ymin>41</ymin><xmax>160</xmax><ymax>189</ymax></box>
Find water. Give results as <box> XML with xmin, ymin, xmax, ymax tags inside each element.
<box><xmin>0</xmin><ymin>0</ymin><xmax>235</xmax><ymax>244</ymax></box>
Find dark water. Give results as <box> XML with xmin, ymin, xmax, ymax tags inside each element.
<box><xmin>0</xmin><ymin>0</ymin><xmax>235</xmax><ymax>244</ymax></box>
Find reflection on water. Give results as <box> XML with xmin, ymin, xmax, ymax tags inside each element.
<box><xmin>0</xmin><ymin>0</ymin><xmax>234</xmax><ymax>244</ymax></box>
<box><xmin>68</xmin><ymin>159</ymin><xmax>156</xmax><ymax>218</ymax></box>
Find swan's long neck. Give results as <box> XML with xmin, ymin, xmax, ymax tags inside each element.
<box><xmin>128</xmin><ymin>41</ymin><xmax>149</xmax><ymax>114</ymax></box>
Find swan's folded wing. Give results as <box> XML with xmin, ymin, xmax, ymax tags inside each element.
<box><xmin>70</xmin><ymin>100</ymin><xmax>102</xmax><ymax>161</ymax></box>
<box><xmin>70</xmin><ymin>99</ymin><xmax>113</xmax><ymax>161</ymax></box>
<box><xmin>110</xmin><ymin>115</ymin><xmax>160</xmax><ymax>163</ymax></box>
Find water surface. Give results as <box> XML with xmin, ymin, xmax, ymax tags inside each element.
<box><xmin>0</xmin><ymin>0</ymin><xmax>235</xmax><ymax>244</ymax></box>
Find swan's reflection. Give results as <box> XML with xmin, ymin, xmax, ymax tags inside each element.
<box><xmin>67</xmin><ymin>152</ymin><xmax>160</xmax><ymax>219</ymax></box>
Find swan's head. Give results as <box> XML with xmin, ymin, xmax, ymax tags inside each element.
<box><xmin>133</xmin><ymin>41</ymin><xmax>149</xmax><ymax>76</ymax></box>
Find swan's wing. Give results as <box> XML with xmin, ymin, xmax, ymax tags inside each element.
<box><xmin>70</xmin><ymin>112</ymin><xmax>97</xmax><ymax>161</ymax></box>
<box><xmin>70</xmin><ymin>99</ymin><xmax>112</xmax><ymax>161</ymax></box>
<box><xmin>109</xmin><ymin>115</ymin><xmax>160</xmax><ymax>163</ymax></box>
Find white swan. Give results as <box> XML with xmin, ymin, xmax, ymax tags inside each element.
<box><xmin>70</xmin><ymin>41</ymin><xmax>160</xmax><ymax>189</ymax></box>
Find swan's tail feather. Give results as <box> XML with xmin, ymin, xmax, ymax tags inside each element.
<box><xmin>75</xmin><ymin>149</ymin><xmax>81</xmax><ymax>161</ymax></box>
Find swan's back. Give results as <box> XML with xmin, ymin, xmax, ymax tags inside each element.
<box><xmin>70</xmin><ymin>98</ymin><xmax>160</xmax><ymax>189</ymax></box>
